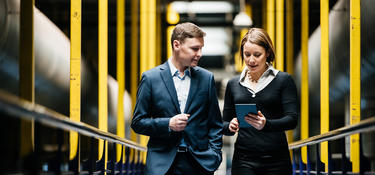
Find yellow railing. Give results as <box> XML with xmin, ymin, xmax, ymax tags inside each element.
<box><xmin>289</xmin><ymin>117</ymin><xmax>375</xmax><ymax>174</ymax></box>
<box><xmin>0</xmin><ymin>90</ymin><xmax>147</xmax><ymax>173</ymax></box>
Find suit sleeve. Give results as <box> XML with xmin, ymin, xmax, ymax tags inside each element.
<box><xmin>207</xmin><ymin>74</ymin><xmax>223</xmax><ymax>152</ymax></box>
<box><xmin>263</xmin><ymin>75</ymin><xmax>298</xmax><ymax>132</ymax></box>
<box><xmin>131</xmin><ymin>73</ymin><xmax>171</xmax><ymax>138</ymax></box>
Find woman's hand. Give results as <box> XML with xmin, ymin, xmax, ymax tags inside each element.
<box><xmin>229</xmin><ymin>118</ymin><xmax>239</xmax><ymax>133</ymax></box>
<box><xmin>245</xmin><ymin>111</ymin><xmax>266</xmax><ymax>130</ymax></box>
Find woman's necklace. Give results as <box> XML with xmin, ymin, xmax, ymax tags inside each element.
<box><xmin>246</xmin><ymin>71</ymin><xmax>258</xmax><ymax>97</ymax></box>
<box><xmin>247</xmin><ymin>71</ymin><xmax>259</xmax><ymax>83</ymax></box>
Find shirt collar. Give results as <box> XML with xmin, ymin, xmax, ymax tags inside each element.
<box><xmin>168</xmin><ymin>58</ymin><xmax>191</xmax><ymax>78</ymax></box>
<box><xmin>239</xmin><ymin>63</ymin><xmax>278</xmax><ymax>82</ymax></box>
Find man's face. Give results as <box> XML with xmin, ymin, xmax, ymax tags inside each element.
<box><xmin>173</xmin><ymin>37</ymin><xmax>204</xmax><ymax>68</ymax></box>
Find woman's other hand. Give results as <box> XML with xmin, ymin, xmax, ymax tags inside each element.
<box><xmin>245</xmin><ymin>111</ymin><xmax>266</xmax><ymax>130</ymax></box>
<box><xmin>229</xmin><ymin>118</ymin><xmax>239</xmax><ymax>133</ymax></box>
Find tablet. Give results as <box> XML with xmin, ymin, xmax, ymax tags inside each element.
<box><xmin>235</xmin><ymin>104</ymin><xmax>257</xmax><ymax>128</ymax></box>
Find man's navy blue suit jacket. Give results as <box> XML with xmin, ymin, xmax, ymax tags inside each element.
<box><xmin>131</xmin><ymin>62</ymin><xmax>223</xmax><ymax>175</ymax></box>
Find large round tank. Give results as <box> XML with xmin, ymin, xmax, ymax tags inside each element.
<box><xmin>294</xmin><ymin>0</ymin><xmax>375</xmax><ymax>169</ymax></box>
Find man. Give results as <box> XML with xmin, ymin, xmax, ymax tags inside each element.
<box><xmin>131</xmin><ymin>22</ymin><xmax>223</xmax><ymax>175</ymax></box>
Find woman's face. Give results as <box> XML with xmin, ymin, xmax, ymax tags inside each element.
<box><xmin>243</xmin><ymin>42</ymin><xmax>269</xmax><ymax>75</ymax></box>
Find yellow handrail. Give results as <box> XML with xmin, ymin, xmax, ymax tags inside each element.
<box><xmin>0</xmin><ymin>90</ymin><xmax>147</xmax><ymax>151</ymax></box>
<box><xmin>289</xmin><ymin>116</ymin><xmax>375</xmax><ymax>149</ymax></box>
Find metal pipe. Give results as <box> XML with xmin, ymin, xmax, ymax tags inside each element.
<box><xmin>294</xmin><ymin>0</ymin><xmax>375</xmax><ymax>167</ymax></box>
<box><xmin>0</xmin><ymin>0</ymin><xmax>132</xmax><ymax>134</ymax></box>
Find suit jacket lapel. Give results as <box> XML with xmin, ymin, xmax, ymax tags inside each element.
<box><xmin>160</xmin><ymin>62</ymin><xmax>181</xmax><ymax>113</ymax></box>
<box><xmin>184</xmin><ymin>67</ymin><xmax>199</xmax><ymax>113</ymax></box>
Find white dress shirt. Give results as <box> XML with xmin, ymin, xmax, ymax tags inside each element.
<box><xmin>168</xmin><ymin>58</ymin><xmax>191</xmax><ymax>113</ymax></box>
<box><xmin>239</xmin><ymin>64</ymin><xmax>279</xmax><ymax>98</ymax></box>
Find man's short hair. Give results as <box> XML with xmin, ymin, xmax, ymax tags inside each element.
<box><xmin>171</xmin><ymin>22</ymin><xmax>206</xmax><ymax>50</ymax></box>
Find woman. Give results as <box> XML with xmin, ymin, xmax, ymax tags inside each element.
<box><xmin>223</xmin><ymin>28</ymin><xmax>298</xmax><ymax>175</ymax></box>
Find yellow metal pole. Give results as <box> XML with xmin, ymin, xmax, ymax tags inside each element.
<box><xmin>286</xmin><ymin>0</ymin><xmax>294</xmax><ymax>75</ymax></box>
<box><xmin>276</xmin><ymin>0</ymin><xmax>284</xmax><ymax>71</ymax></box>
<box><xmin>301</xmin><ymin>0</ymin><xmax>309</xmax><ymax>164</ymax></box>
<box><xmin>276</xmin><ymin>0</ymin><xmax>293</xmax><ymax>158</ymax></box>
<box><xmin>148</xmin><ymin>0</ymin><xmax>157</xmax><ymax>68</ymax></box>
<box><xmin>140</xmin><ymin>0</ymin><xmax>160</xmax><ymax>163</ymax></box>
<box><xmin>235</xmin><ymin>29</ymin><xmax>248</xmax><ymax>72</ymax></box>
<box><xmin>262</xmin><ymin>1</ymin><xmax>267</xmax><ymax>29</ymax></box>
<box><xmin>166</xmin><ymin>3</ymin><xmax>178</xmax><ymax>58</ymax></box>
<box><xmin>155</xmin><ymin>0</ymin><xmax>161</xmax><ymax>65</ymax></box>
<box><xmin>130</xmin><ymin>0</ymin><xmax>139</xmax><ymax>165</ymax></box>
<box><xmin>166</xmin><ymin>26</ymin><xmax>174</xmax><ymax>59</ymax></box>
<box><xmin>19</xmin><ymin>0</ymin><xmax>35</xmax><ymax>158</ymax></box>
<box><xmin>98</xmin><ymin>0</ymin><xmax>108</xmax><ymax>170</ymax></box>
<box><xmin>320</xmin><ymin>0</ymin><xmax>329</xmax><ymax>172</ymax></box>
<box><xmin>69</xmin><ymin>0</ymin><xmax>81</xmax><ymax>162</ymax></box>
<box><xmin>140</xmin><ymin>0</ymin><xmax>147</xmax><ymax>164</ymax></box>
<box><xmin>267</xmin><ymin>0</ymin><xmax>275</xmax><ymax>45</ymax></box>
<box><xmin>116</xmin><ymin>0</ymin><xmax>125</xmax><ymax>163</ymax></box>
<box><xmin>350</xmin><ymin>0</ymin><xmax>361</xmax><ymax>172</ymax></box>
<box><xmin>140</xmin><ymin>0</ymin><xmax>148</xmax><ymax>75</ymax></box>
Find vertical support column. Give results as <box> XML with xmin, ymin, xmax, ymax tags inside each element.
<box><xmin>98</xmin><ymin>0</ymin><xmax>108</xmax><ymax>170</ymax></box>
<box><xmin>130</xmin><ymin>0</ymin><xmax>140</xmax><ymax>165</ymax></box>
<box><xmin>166</xmin><ymin>26</ymin><xmax>174</xmax><ymax>59</ymax></box>
<box><xmin>166</xmin><ymin>3</ymin><xmax>179</xmax><ymax>59</ymax></box>
<box><xmin>275</xmin><ymin>0</ymin><xmax>284</xmax><ymax>70</ymax></box>
<box><xmin>267</xmin><ymin>0</ymin><xmax>275</xmax><ymax>45</ymax></box>
<box><xmin>276</xmin><ymin>0</ymin><xmax>293</xmax><ymax>159</ymax></box>
<box><xmin>140</xmin><ymin>0</ymin><xmax>148</xmax><ymax>165</ymax></box>
<box><xmin>155</xmin><ymin>0</ymin><xmax>162</xmax><ymax>65</ymax></box>
<box><xmin>234</xmin><ymin>29</ymin><xmax>249</xmax><ymax>72</ymax></box>
<box><xmin>140</xmin><ymin>0</ymin><xmax>157</xmax><ymax>163</ymax></box>
<box><xmin>140</xmin><ymin>0</ymin><xmax>148</xmax><ymax>75</ymax></box>
<box><xmin>350</xmin><ymin>0</ymin><xmax>361</xmax><ymax>173</ymax></box>
<box><xmin>320</xmin><ymin>0</ymin><xmax>330</xmax><ymax>172</ymax></box>
<box><xmin>130</xmin><ymin>0</ymin><xmax>139</xmax><ymax>111</ymax></box>
<box><xmin>69</xmin><ymin>0</ymin><xmax>81</xmax><ymax>170</ymax></box>
<box><xmin>116</xmin><ymin>0</ymin><xmax>126</xmax><ymax>163</ymax></box>
<box><xmin>286</xmin><ymin>0</ymin><xmax>294</xmax><ymax>75</ymax></box>
<box><xmin>262</xmin><ymin>1</ymin><xmax>267</xmax><ymax>29</ymax></box>
<box><xmin>166</xmin><ymin>2</ymin><xmax>179</xmax><ymax>26</ymax></box>
<box><xmin>147</xmin><ymin>0</ymin><xmax>157</xmax><ymax>68</ymax></box>
<box><xmin>19</xmin><ymin>0</ymin><xmax>35</xmax><ymax>159</ymax></box>
<box><xmin>301</xmin><ymin>0</ymin><xmax>309</xmax><ymax>165</ymax></box>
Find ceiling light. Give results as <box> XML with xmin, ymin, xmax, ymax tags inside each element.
<box><xmin>233</xmin><ymin>11</ymin><xmax>252</xmax><ymax>27</ymax></box>
<box><xmin>233</xmin><ymin>0</ymin><xmax>252</xmax><ymax>27</ymax></box>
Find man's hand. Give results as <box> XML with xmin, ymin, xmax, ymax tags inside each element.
<box><xmin>229</xmin><ymin>118</ymin><xmax>239</xmax><ymax>133</ymax></box>
<box><xmin>169</xmin><ymin>114</ymin><xmax>190</xmax><ymax>132</ymax></box>
<box><xmin>245</xmin><ymin>111</ymin><xmax>266</xmax><ymax>130</ymax></box>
